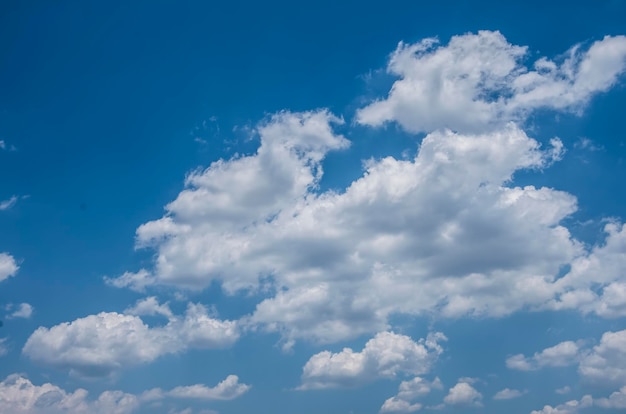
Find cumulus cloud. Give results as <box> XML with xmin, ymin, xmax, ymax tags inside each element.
<box><xmin>299</xmin><ymin>332</ymin><xmax>446</xmax><ymax>390</ymax></box>
<box><xmin>493</xmin><ymin>388</ymin><xmax>526</xmax><ymax>400</ymax></box>
<box><xmin>380</xmin><ymin>377</ymin><xmax>442</xmax><ymax>412</ymax></box>
<box><xmin>105</xmin><ymin>33</ymin><xmax>626</xmax><ymax>347</ymax></box>
<box><xmin>23</xmin><ymin>300</ymin><xmax>238</xmax><ymax>377</ymax></box>
<box><xmin>506</xmin><ymin>341</ymin><xmax>581</xmax><ymax>371</ymax></box>
<box><xmin>357</xmin><ymin>31</ymin><xmax>626</xmax><ymax>133</ymax></box>
<box><xmin>0</xmin><ymin>374</ymin><xmax>139</xmax><ymax>414</ymax></box>
<box><xmin>443</xmin><ymin>381</ymin><xmax>482</xmax><ymax>406</ymax></box>
<box><xmin>578</xmin><ymin>329</ymin><xmax>626</xmax><ymax>386</ymax></box>
<box><xmin>0</xmin><ymin>252</ymin><xmax>18</xmax><ymax>282</ymax></box>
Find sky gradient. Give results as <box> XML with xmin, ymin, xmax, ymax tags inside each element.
<box><xmin>1</xmin><ymin>1</ymin><xmax>626</xmax><ymax>413</ymax></box>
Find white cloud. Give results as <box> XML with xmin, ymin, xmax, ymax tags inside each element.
<box><xmin>0</xmin><ymin>374</ymin><xmax>249</xmax><ymax>413</ymax></box>
<box><xmin>506</xmin><ymin>341</ymin><xmax>581</xmax><ymax>371</ymax></box>
<box><xmin>530</xmin><ymin>395</ymin><xmax>593</xmax><ymax>414</ymax></box>
<box><xmin>0</xmin><ymin>196</ymin><xmax>18</xmax><ymax>210</ymax></box>
<box><xmin>0</xmin><ymin>374</ymin><xmax>139</xmax><ymax>414</ymax></box>
<box><xmin>443</xmin><ymin>381</ymin><xmax>482</xmax><ymax>406</ymax></box>
<box><xmin>23</xmin><ymin>300</ymin><xmax>238</xmax><ymax>377</ymax></box>
<box><xmin>165</xmin><ymin>375</ymin><xmax>250</xmax><ymax>401</ymax></box>
<box><xmin>556</xmin><ymin>386</ymin><xmax>572</xmax><ymax>395</ymax></box>
<box><xmin>107</xmin><ymin>34</ymin><xmax>626</xmax><ymax>347</ymax></box>
<box><xmin>596</xmin><ymin>386</ymin><xmax>626</xmax><ymax>409</ymax></box>
<box><xmin>380</xmin><ymin>377</ymin><xmax>442</xmax><ymax>413</ymax></box>
<box><xmin>506</xmin><ymin>329</ymin><xmax>626</xmax><ymax>388</ymax></box>
<box><xmin>356</xmin><ymin>31</ymin><xmax>626</xmax><ymax>133</ymax></box>
<box><xmin>0</xmin><ymin>252</ymin><xmax>18</xmax><ymax>282</ymax></box>
<box><xmin>493</xmin><ymin>388</ymin><xmax>526</xmax><ymax>400</ymax></box>
<box><xmin>578</xmin><ymin>329</ymin><xmax>626</xmax><ymax>386</ymax></box>
<box><xmin>7</xmin><ymin>303</ymin><xmax>34</xmax><ymax>319</ymax></box>
<box><xmin>299</xmin><ymin>332</ymin><xmax>445</xmax><ymax>390</ymax></box>
<box><xmin>124</xmin><ymin>296</ymin><xmax>173</xmax><ymax>319</ymax></box>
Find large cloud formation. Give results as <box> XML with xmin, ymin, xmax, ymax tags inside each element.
<box><xmin>100</xmin><ymin>31</ymin><xmax>626</xmax><ymax>349</ymax></box>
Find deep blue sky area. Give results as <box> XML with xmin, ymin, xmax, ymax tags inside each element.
<box><xmin>1</xmin><ymin>1</ymin><xmax>626</xmax><ymax>413</ymax></box>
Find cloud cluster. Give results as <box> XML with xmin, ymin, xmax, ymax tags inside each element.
<box><xmin>380</xmin><ymin>377</ymin><xmax>442</xmax><ymax>413</ymax></box>
<box><xmin>357</xmin><ymin>31</ymin><xmax>626</xmax><ymax>133</ymax></box>
<box><xmin>0</xmin><ymin>374</ymin><xmax>250</xmax><ymax>413</ymax></box>
<box><xmin>0</xmin><ymin>374</ymin><xmax>139</xmax><ymax>414</ymax></box>
<box><xmin>23</xmin><ymin>300</ymin><xmax>238</xmax><ymax>377</ymax></box>
<box><xmin>299</xmin><ymin>332</ymin><xmax>445</xmax><ymax>390</ymax></box>
<box><xmin>507</xmin><ymin>329</ymin><xmax>626</xmax><ymax>388</ymax></box>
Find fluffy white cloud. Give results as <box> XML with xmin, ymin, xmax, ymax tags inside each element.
<box><xmin>506</xmin><ymin>341</ymin><xmax>581</xmax><ymax>371</ymax></box>
<box><xmin>578</xmin><ymin>329</ymin><xmax>626</xmax><ymax>386</ymax></box>
<box><xmin>0</xmin><ymin>374</ymin><xmax>139</xmax><ymax>414</ymax></box>
<box><xmin>443</xmin><ymin>381</ymin><xmax>482</xmax><ymax>406</ymax></box>
<box><xmin>493</xmin><ymin>388</ymin><xmax>526</xmax><ymax>400</ymax></box>
<box><xmin>7</xmin><ymin>303</ymin><xmax>34</xmax><ymax>319</ymax></box>
<box><xmin>23</xmin><ymin>300</ymin><xmax>238</xmax><ymax>377</ymax></box>
<box><xmin>380</xmin><ymin>377</ymin><xmax>442</xmax><ymax>412</ymax></box>
<box><xmin>531</xmin><ymin>395</ymin><xmax>593</xmax><ymax>414</ymax></box>
<box><xmin>106</xmin><ymin>33</ymin><xmax>626</xmax><ymax>347</ymax></box>
<box><xmin>357</xmin><ymin>31</ymin><xmax>626</xmax><ymax>133</ymax></box>
<box><xmin>0</xmin><ymin>252</ymin><xmax>18</xmax><ymax>282</ymax></box>
<box><xmin>299</xmin><ymin>332</ymin><xmax>445</xmax><ymax>390</ymax></box>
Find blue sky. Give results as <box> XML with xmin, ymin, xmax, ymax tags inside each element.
<box><xmin>1</xmin><ymin>1</ymin><xmax>626</xmax><ymax>413</ymax></box>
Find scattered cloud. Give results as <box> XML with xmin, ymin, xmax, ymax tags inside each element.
<box><xmin>22</xmin><ymin>300</ymin><xmax>239</xmax><ymax>377</ymax></box>
<box><xmin>0</xmin><ymin>374</ymin><xmax>139</xmax><ymax>414</ymax></box>
<box><xmin>0</xmin><ymin>373</ymin><xmax>249</xmax><ymax>413</ymax></box>
<box><xmin>380</xmin><ymin>377</ymin><xmax>442</xmax><ymax>412</ymax></box>
<box><xmin>0</xmin><ymin>253</ymin><xmax>18</xmax><ymax>283</ymax></box>
<box><xmin>0</xmin><ymin>338</ymin><xmax>8</xmax><ymax>357</ymax></box>
<box><xmin>299</xmin><ymin>332</ymin><xmax>446</xmax><ymax>390</ymax></box>
<box><xmin>596</xmin><ymin>386</ymin><xmax>626</xmax><ymax>409</ymax></box>
<box><xmin>578</xmin><ymin>329</ymin><xmax>626</xmax><ymax>386</ymax></box>
<box><xmin>507</xmin><ymin>329</ymin><xmax>626</xmax><ymax>388</ymax></box>
<box><xmin>556</xmin><ymin>386</ymin><xmax>572</xmax><ymax>395</ymax></box>
<box><xmin>443</xmin><ymin>381</ymin><xmax>482</xmax><ymax>406</ymax></box>
<box><xmin>159</xmin><ymin>375</ymin><xmax>250</xmax><ymax>401</ymax></box>
<box><xmin>506</xmin><ymin>341</ymin><xmax>581</xmax><ymax>371</ymax></box>
<box><xmin>493</xmin><ymin>388</ymin><xmax>526</xmax><ymax>400</ymax></box>
<box><xmin>531</xmin><ymin>395</ymin><xmax>593</xmax><ymax>414</ymax></box>
<box><xmin>6</xmin><ymin>303</ymin><xmax>34</xmax><ymax>319</ymax></box>
<box><xmin>0</xmin><ymin>196</ymin><xmax>18</xmax><ymax>210</ymax></box>
<box><xmin>356</xmin><ymin>31</ymin><xmax>626</xmax><ymax>133</ymax></box>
